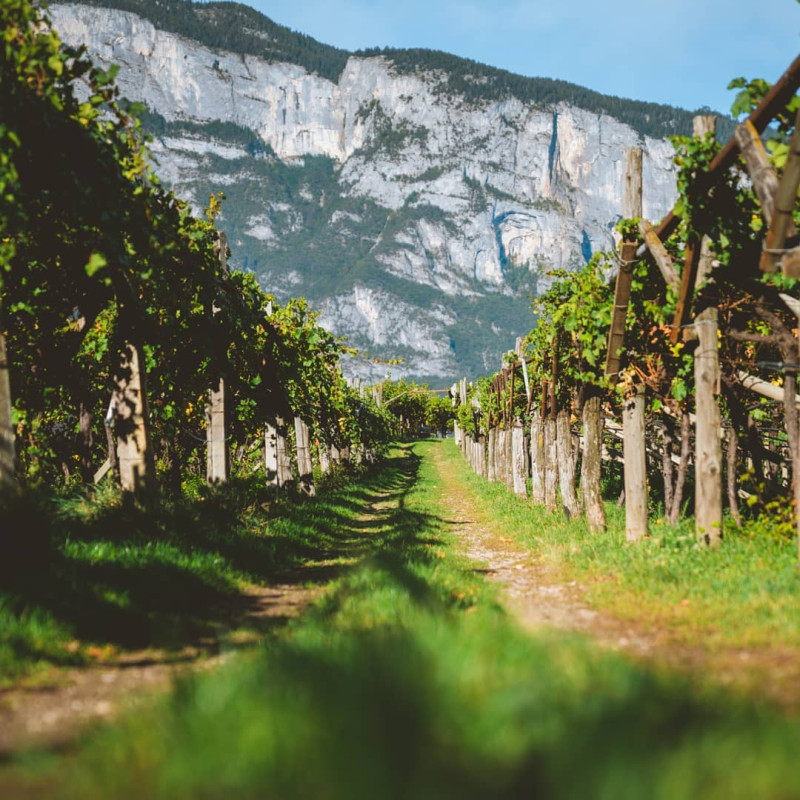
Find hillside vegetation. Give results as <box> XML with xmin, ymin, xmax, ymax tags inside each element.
<box><xmin>72</xmin><ymin>0</ymin><xmax>732</xmax><ymax>140</ymax></box>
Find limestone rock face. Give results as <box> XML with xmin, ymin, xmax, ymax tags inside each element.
<box><xmin>51</xmin><ymin>3</ymin><xmax>678</xmax><ymax>381</ymax></box>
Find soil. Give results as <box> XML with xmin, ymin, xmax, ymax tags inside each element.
<box><xmin>432</xmin><ymin>445</ymin><xmax>800</xmax><ymax>712</ymax></box>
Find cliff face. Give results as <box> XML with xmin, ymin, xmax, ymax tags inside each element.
<box><xmin>51</xmin><ymin>2</ymin><xmax>678</xmax><ymax>381</ymax></box>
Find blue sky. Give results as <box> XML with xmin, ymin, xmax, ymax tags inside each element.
<box><xmin>242</xmin><ymin>0</ymin><xmax>798</xmax><ymax>115</ymax></box>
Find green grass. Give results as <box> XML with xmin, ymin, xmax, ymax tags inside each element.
<box><xmin>0</xmin><ymin>468</ymin><xmax>384</xmax><ymax>684</ymax></box>
<box><xmin>438</xmin><ymin>439</ymin><xmax>800</xmax><ymax>651</ymax></box>
<box><xmin>8</xmin><ymin>441</ymin><xmax>800</xmax><ymax>799</ymax></box>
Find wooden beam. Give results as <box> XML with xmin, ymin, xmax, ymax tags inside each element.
<box><xmin>669</xmin><ymin>235</ymin><xmax>702</xmax><ymax>344</ymax></box>
<box><xmin>639</xmin><ymin>220</ymin><xmax>679</xmax><ymax>290</ymax></box>
<box><xmin>761</xmin><ymin>109</ymin><xmax>800</xmax><ymax>274</ymax></box>
<box><xmin>737</xmin><ymin>369</ymin><xmax>800</xmax><ymax>406</ymax></box>
<box><xmin>650</xmin><ymin>53</ymin><xmax>800</xmax><ymax>249</ymax></box>
<box><xmin>735</xmin><ymin>119</ymin><xmax>783</xmax><ymax>227</ymax></box>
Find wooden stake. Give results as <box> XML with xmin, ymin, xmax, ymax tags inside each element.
<box><xmin>531</xmin><ymin>414</ymin><xmax>545</xmax><ymax>505</ymax></box>
<box><xmin>512</xmin><ymin>419</ymin><xmax>528</xmax><ymax>497</ymax></box>
<box><xmin>556</xmin><ymin>410</ymin><xmax>580</xmax><ymax>518</ymax></box>
<box><xmin>113</xmin><ymin>340</ymin><xmax>156</xmax><ymax>496</ymax></box>
<box><xmin>581</xmin><ymin>391</ymin><xmax>606</xmax><ymax>532</ymax></box>
<box><xmin>488</xmin><ymin>428</ymin><xmax>497</xmax><ymax>482</ymax></box>
<box><xmin>695</xmin><ymin>309</ymin><xmax>722</xmax><ymax>545</ymax></box>
<box><xmin>294</xmin><ymin>417</ymin><xmax>315</xmax><ymax>496</ymax></box>
<box><xmin>264</xmin><ymin>419</ymin><xmax>279</xmax><ymax>487</ymax></box>
<box><xmin>0</xmin><ymin>323</ymin><xmax>15</xmax><ymax>488</ymax></box>
<box><xmin>544</xmin><ymin>417</ymin><xmax>558</xmax><ymax>512</ymax></box>
<box><xmin>623</xmin><ymin>385</ymin><xmax>648</xmax><ymax>542</ymax></box>
<box><xmin>206</xmin><ymin>377</ymin><xmax>228</xmax><ymax>484</ymax></box>
<box><xmin>276</xmin><ymin>416</ymin><xmax>293</xmax><ymax>488</ymax></box>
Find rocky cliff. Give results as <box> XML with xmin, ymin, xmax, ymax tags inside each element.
<box><xmin>51</xmin><ymin>1</ymin><xmax>680</xmax><ymax>382</ymax></box>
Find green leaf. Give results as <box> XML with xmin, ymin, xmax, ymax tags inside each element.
<box><xmin>85</xmin><ymin>252</ymin><xmax>107</xmax><ymax>277</ymax></box>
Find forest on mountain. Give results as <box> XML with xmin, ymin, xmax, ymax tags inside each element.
<box><xmin>72</xmin><ymin>0</ymin><xmax>732</xmax><ymax>141</ymax></box>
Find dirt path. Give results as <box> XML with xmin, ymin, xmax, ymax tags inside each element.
<box><xmin>431</xmin><ymin>444</ymin><xmax>800</xmax><ymax>710</ymax></box>
<box><xmin>0</xmin><ymin>583</ymin><xmax>319</xmax><ymax>760</ymax></box>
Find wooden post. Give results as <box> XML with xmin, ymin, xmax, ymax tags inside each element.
<box><xmin>556</xmin><ymin>410</ymin><xmax>580</xmax><ymax>518</ymax></box>
<box><xmin>206</xmin><ymin>377</ymin><xmax>228</xmax><ymax>484</ymax></box>
<box><xmin>294</xmin><ymin>417</ymin><xmax>315</xmax><ymax>496</ymax></box>
<box><xmin>500</xmin><ymin>428</ymin><xmax>510</xmax><ymax>487</ymax></box>
<box><xmin>623</xmin><ymin>386</ymin><xmax>648</xmax><ymax>541</ymax></box>
<box><xmin>207</xmin><ymin>231</ymin><xmax>229</xmax><ymax>485</ymax></box>
<box><xmin>694</xmin><ymin>310</ymin><xmax>722</xmax><ymax>545</ymax></box>
<box><xmin>264</xmin><ymin>419</ymin><xmax>279</xmax><ymax>487</ymax></box>
<box><xmin>512</xmin><ymin>418</ymin><xmax>527</xmax><ymax>497</ymax></box>
<box><xmin>318</xmin><ymin>440</ymin><xmax>331</xmax><ymax>474</ymax></box>
<box><xmin>623</xmin><ymin>146</ymin><xmax>643</xmax><ymax>218</ymax></box>
<box><xmin>487</xmin><ymin>428</ymin><xmax>497</xmax><ymax>482</ymax></box>
<box><xmin>0</xmin><ymin>324</ymin><xmax>15</xmax><ymax>489</ymax></box>
<box><xmin>544</xmin><ymin>417</ymin><xmax>558</xmax><ymax>512</ymax></box>
<box><xmin>605</xmin><ymin>148</ymin><xmax>643</xmax><ymax>376</ymax></box>
<box><xmin>113</xmin><ymin>340</ymin><xmax>156</xmax><ymax>496</ymax></box>
<box><xmin>778</xmin><ymin>293</ymin><xmax>800</xmax><ymax>564</ymax></box>
<box><xmin>581</xmin><ymin>390</ymin><xmax>606</xmax><ymax>532</ymax></box>
<box><xmin>691</xmin><ymin>115</ymin><xmax>723</xmax><ymax>546</ymax></box>
<box><xmin>276</xmin><ymin>416</ymin><xmax>293</xmax><ymax>488</ymax></box>
<box><xmin>530</xmin><ymin>414</ymin><xmax>545</xmax><ymax>505</ymax></box>
<box><xmin>505</xmin><ymin>426</ymin><xmax>515</xmax><ymax>490</ymax></box>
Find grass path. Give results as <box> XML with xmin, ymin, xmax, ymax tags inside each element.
<box><xmin>433</xmin><ymin>438</ymin><xmax>800</xmax><ymax>710</ymax></box>
<box><xmin>5</xmin><ymin>441</ymin><xmax>800</xmax><ymax>798</ymax></box>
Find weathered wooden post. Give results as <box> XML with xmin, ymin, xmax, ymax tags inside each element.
<box><xmin>206</xmin><ymin>377</ymin><xmax>227</xmax><ymax>484</ymax></box>
<box><xmin>556</xmin><ymin>410</ymin><xmax>580</xmax><ymax>518</ymax></box>
<box><xmin>581</xmin><ymin>388</ymin><xmax>605</xmax><ymax>531</ymax></box>
<box><xmin>318</xmin><ymin>440</ymin><xmax>331</xmax><ymax>474</ymax></box>
<box><xmin>294</xmin><ymin>416</ymin><xmax>315</xmax><ymax>496</ymax></box>
<box><xmin>264</xmin><ymin>419</ymin><xmax>279</xmax><ymax>487</ymax></box>
<box><xmin>693</xmin><ymin>115</ymin><xmax>723</xmax><ymax>546</ymax></box>
<box><xmin>504</xmin><ymin>425</ymin><xmax>515</xmax><ymax>490</ymax></box>
<box><xmin>779</xmin><ymin>293</ymin><xmax>800</xmax><ymax>564</ymax></box>
<box><xmin>487</xmin><ymin>427</ymin><xmax>497</xmax><ymax>482</ymax></box>
<box><xmin>276</xmin><ymin>415</ymin><xmax>294</xmax><ymax>488</ymax></box>
<box><xmin>0</xmin><ymin>319</ymin><xmax>15</xmax><ymax>489</ymax></box>
<box><xmin>512</xmin><ymin>418</ymin><xmax>527</xmax><ymax>497</ymax></box>
<box><xmin>613</xmin><ymin>146</ymin><xmax>648</xmax><ymax>540</ymax></box>
<box><xmin>207</xmin><ymin>232</ymin><xmax>229</xmax><ymax>485</ymax></box>
<box><xmin>544</xmin><ymin>413</ymin><xmax>558</xmax><ymax>512</ymax></box>
<box><xmin>623</xmin><ymin>386</ymin><xmax>648</xmax><ymax>541</ymax></box>
<box><xmin>113</xmin><ymin>340</ymin><xmax>156</xmax><ymax>495</ymax></box>
<box><xmin>530</xmin><ymin>413</ymin><xmax>545</xmax><ymax>505</ymax></box>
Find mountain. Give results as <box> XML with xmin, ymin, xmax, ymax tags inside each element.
<box><xmin>50</xmin><ymin>0</ymin><xmax>700</xmax><ymax>382</ymax></box>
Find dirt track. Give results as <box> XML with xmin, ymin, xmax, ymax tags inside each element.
<box><xmin>431</xmin><ymin>444</ymin><xmax>800</xmax><ymax>711</ymax></box>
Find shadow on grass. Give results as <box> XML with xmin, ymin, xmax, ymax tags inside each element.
<box><xmin>0</xmin><ymin>444</ymin><xmax>454</xmax><ymax>674</ymax></box>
